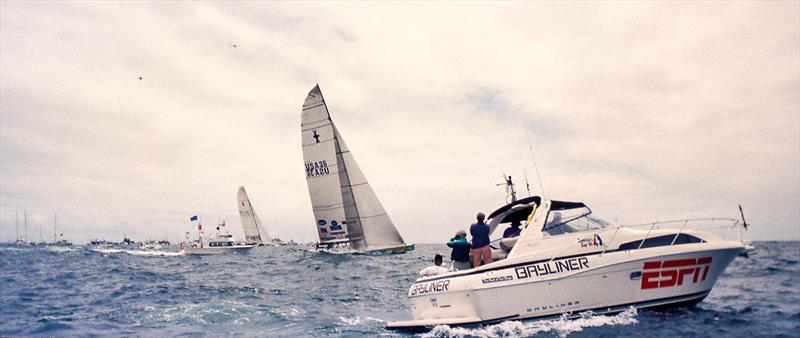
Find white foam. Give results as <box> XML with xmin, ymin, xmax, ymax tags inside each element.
<box><xmin>45</xmin><ymin>246</ymin><xmax>75</xmax><ymax>253</ymax></box>
<box><xmin>340</xmin><ymin>315</ymin><xmax>385</xmax><ymax>325</ymax></box>
<box><xmin>420</xmin><ymin>307</ymin><xmax>638</xmax><ymax>338</ymax></box>
<box><xmin>90</xmin><ymin>248</ymin><xmax>123</xmax><ymax>254</ymax></box>
<box><xmin>89</xmin><ymin>248</ymin><xmax>184</xmax><ymax>256</ymax></box>
<box><xmin>122</xmin><ymin>249</ymin><xmax>184</xmax><ymax>256</ymax></box>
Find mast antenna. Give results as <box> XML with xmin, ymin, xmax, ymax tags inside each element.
<box><xmin>526</xmin><ymin>133</ymin><xmax>546</xmax><ymax>199</ymax></box>
<box><xmin>496</xmin><ymin>174</ymin><xmax>517</xmax><ymax>203</ymax></box>
<box><xmin>523</xmin><ymin>169</ymin><xmax>532</xmax><ymax>197</ymax></box>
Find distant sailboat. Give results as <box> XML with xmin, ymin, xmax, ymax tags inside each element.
<box><xmin>237</xmin><ymin>186</ymin><xmax>273</xmax><ymax>246</ymax></box>
<box><xmin>300</xmin><ymin>84</ymin><xmax>414</xmax><ymax>254</ymax></box>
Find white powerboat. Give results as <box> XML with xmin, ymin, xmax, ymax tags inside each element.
<box><xmin>181</xmin><ymin>219</ymin><xmax>255</xmax><ymax>255</ymax></box>
<box><xmin>300</xmin><ymin>85</ymin><xmax>414</xmax><ymax>254</ymax></box>
<box><xmin>387</xmin><ymin>196</ymin><xmax>745</xmax><ymax>330</ymax></box>
<box><xmin>182</xmin><ymin>233</ymin><xmax>255</xmax><ymax>255</ymax></box>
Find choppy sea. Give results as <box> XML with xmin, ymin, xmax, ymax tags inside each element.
<box><xmin>0</xmin><ymin>241</ymin><xmax>797</xmax><ymax>337</ymax></box>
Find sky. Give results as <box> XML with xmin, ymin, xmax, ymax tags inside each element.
<box><xmin>1</xmin><ymin>2</ymin><xmax>798</xmax><ymax>244</ymax></box>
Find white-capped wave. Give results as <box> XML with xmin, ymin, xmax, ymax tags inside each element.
<box><xmin>340</xmin><ymin>315</ymin><xmax>385</xmax><ymax>325</ymax></box>
<box><xmin>122</xmin><ymin>249</ymin><xmax>184</xmax><ymax>256</ymax></box>
<box><xmin>421</xmin><ymin>307</ymin><xmax>638</xmax><ymax>338</ymax></box>
<box><xmin>45</xmin><ymin>246</ymin><xmax>75</xmax><ymax>253</ymax></box>
<box><xmin>89</xmin><ymin>248</ymin><xmax>183</xmax><ymax>256</ymax></box>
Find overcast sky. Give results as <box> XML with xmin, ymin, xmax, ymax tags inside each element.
<box><xmin>1</xmin><ymin>2</ymin><xmax>798</xmax><ymax>244</ymax></box>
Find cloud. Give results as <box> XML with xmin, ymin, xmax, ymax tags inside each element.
<box><xmin>1</xmin><ymin>2</ymin><xmax>797</xmax><ymax>244</ymax></box>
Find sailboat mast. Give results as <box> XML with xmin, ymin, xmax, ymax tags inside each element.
<box><xmin>15</xmin><ymin>211</ymin><xmax>19</xmax><ymax>242</ymax></box>
<box><xmin>24</xmin><ymin>210</ymin><xmax>28</xmax><ymax>242</ymax></box>
<box><xmin>53</xmin><ymin>212</ymin><xmax>57</xmax><ymax>243</ymax></box>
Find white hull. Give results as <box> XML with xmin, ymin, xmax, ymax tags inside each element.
<box><xmin>388</xmin><ymin>241</ymin><xmax>742</xmax><ymax>329</ymax></box>
<box><xmin>182</xmin><ymin>245</ymin><xmax>255</xmax><ymax>255</ymax></box>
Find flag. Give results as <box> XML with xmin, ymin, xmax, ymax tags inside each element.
<box><xmin>526</xmin><ymin>204</ymin><xmax>538</xmax><ymax>225</ymax></box>
<box><xmin>190</xmin><ymin>215</ymin><xmax>199</xmax><ymax>222</ymax></box>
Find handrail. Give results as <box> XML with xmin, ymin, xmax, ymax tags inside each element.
<box><xmin>670</xmin><ymin>220</ymin><xmax>689</xmax><ymax>246</ymax></box>
<box><xmin>637</xmin><ymin>222</ymin><xmax>657</xmax><ymax>250</ymax></box>
<box><xmin>601</xmin><ymin>226</ymin><xmax>621</xmax><ymax>255</ymax></box>
<box><xmin>622</xmin><ymin>217</ymin><xmax>738</xmax><ymax>228</ymax></box>
<box><xmin>548</xmin><ymin>238</ymin><xmax>582</xmax><ymax>263</ymax></box>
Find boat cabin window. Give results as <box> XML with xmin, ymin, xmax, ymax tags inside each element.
<box><xmin>618</xmin><ymin>234</ymin><xmax>702</xmax><ymax>250</ymax></box>
<box><xmin>543</xmin><ymin>207</ymin><xmax>610</xmax><ymax>236</ymax></box>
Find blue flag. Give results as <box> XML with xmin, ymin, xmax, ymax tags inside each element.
<box><xmin>190</xmin><ymin>215</ymin><xmax>199</xmax><ymax>222</ymax></box>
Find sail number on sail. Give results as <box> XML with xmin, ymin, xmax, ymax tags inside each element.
<box><xmin>305</xmin><ymin>160</ymin><xmax>331</xmax><ymax>177</ymax></box>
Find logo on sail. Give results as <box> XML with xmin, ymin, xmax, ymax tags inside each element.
<box><xmin>305</xmin><ymin>160</ymin><xmax>331</xmax><ymax>177</ymax></box>
<box><xmin>312</xmin><ymin>130</ymin><xmax>320</xmax><ymax>143</ymax></box>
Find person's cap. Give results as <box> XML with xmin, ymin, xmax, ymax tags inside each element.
<box><xmin>456</xmin><ymin>230</ymin><xmax>467</xmax><ymax>237</ymax></box>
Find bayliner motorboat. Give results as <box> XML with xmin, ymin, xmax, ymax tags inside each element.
<box><xmin>387</xmin><ymin>196</ymin><xmax>745</xmax><ymax>330</ymax></box>
<box><xmin>300</xmin><ymin>85</ymin><xmax>414</xmax><ymax>254</ymax></box>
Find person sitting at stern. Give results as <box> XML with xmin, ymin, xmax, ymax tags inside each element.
<box><xmin>419</xmin><ymin>254</ymin><xmax>449</xmax><ymax>277</ymax></box>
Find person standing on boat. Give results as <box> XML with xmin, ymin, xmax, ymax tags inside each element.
<box><xmin>470</xmin><ymin>212</ymin><xmax>493</xmax><ymax>267</ymax></box>
<box><xmin>503</xmin><ymin>220</ymin><xmax>522</xmax><ymax>238</ymax></box>
<box><xmin>447</xmin><ymin>230</ymin><xmax>471</xmax><ymax>270</ymax></box>
<box><xmin>419</xmin><ymin>254</ymin><xmax>449</xmax><ymax>277</ymax></box>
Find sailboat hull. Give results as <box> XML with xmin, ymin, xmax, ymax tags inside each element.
<box><xmin>363</xmin><ymin>243</ymin><xmax>416</xmax><ymax>255</ymax></box>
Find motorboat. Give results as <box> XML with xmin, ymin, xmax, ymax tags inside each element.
<box><xmin>181</xmin><ymin>218</ymin><xmax>255</xmax><ymax>255</ymax></box>
<box><xmin>300</xmin><ymin>85</ymin><xmax>414</xmax><ymax>254</ymax></box>
<box><xmin>387</xmin><ymin>196</ymin><xmax>745</xmax><ymax>330</ymax></box>
<box><xmin>182</xmin><ymin>233</ymin><xmax>255</xmax><ymax>255</ymax></box>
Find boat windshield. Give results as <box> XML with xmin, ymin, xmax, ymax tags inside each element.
<box><xmin>543</xmin><ymin>206</ymin><xmax>610</xmax><ymax>235</ymax></box>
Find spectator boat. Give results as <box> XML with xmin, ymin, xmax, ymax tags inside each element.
<box><xmin>386</xmin><ymin>196</ymin><xmax>746</xmax><ymax>330</ymax></box>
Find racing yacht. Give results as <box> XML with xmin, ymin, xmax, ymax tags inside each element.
<box><xmin>300</xmin><ymin>85</ymin><xmax>414</xmax><ymax>254</ymax></box>
<box><xmin>387</xmin><ymin>196</ymin><xmax>745</xmax><ymax>330</ymax></box>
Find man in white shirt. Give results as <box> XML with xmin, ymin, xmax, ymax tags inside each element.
<box><xmin>419</xmin><ymin>254</ymin><xmax>449</xmax><ymax>277</ymax></box>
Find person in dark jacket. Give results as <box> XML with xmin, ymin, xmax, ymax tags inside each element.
<box><xmin>447</xmin><ymin>230</ymin><xmax>471</xmax><ymax>270</ymax></box>
<box><xmin>470</xmin><ymin>212</ymin><xmax>493</xmax><ymax>267</ymax></box>
<box><xmin>503</xmin><ymin>220</ymin><xmax>522</xmax><ymax>238</ymax></box>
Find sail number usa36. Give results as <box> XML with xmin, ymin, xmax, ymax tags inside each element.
<box><xmin>305</xmin><ymin>160</ymin><xmax>330</xmax><ymax>177</ymax></box>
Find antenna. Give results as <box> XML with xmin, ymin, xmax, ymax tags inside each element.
<box><xmin>738</xmin><ymin>204</ymin><xmax>749</xmax><ymax>230</ymax></box>
<box><xmin>526</xmin><ymin>133</ymin><xmax>545</xmax><ymax>198</ymax></box>
<box><xmin>523</xmin><ymin>169</ymin><xmax>532</xmax><ymax>197</ymax></box>
<box><xmin>496</xmin><ymin>174</ymin><xmax>517</xmax><ymax>203</ymax></box>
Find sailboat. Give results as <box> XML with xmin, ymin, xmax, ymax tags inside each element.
<box><xmin>237</xmin><ymin>186</ymin><xmax>274</xmax><ymax>246</ymax></box>
<box><xmin>301</xmin><ymin>84</ymin><xmax>414</xmax><ymax>254</ymax></box>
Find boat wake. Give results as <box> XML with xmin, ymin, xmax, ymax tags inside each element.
<box><xmin>339</xmin><ymin>315</ymin><xmax>385</xmax><ymax>326</ymax></box>
<box><xmin>89</xmin><ymin>248</ymin><xmax>184</xmax><ymax>256</ymax></box>
<box><xmin>44</xmin><ymin>246</ymin><xmax>75</xmax><ymax>253</ymax></box>
<box><xmin>420</xmin><ymin>308</ymin><xmax>639</xmax><ymax>338</ymax></box>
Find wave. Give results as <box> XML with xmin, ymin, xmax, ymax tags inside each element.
<box><xmin>420</xmin><ymin>307</ymin><xmax>639</xmax><ymax>338</ymax></box>
<box><xmin>45</xmin><ymin>246</ymin><xmax>75</xmax><ymax>253</ymax></box>
<box><xmin>339</xmin><ymin>316</ymin><xmax>385</xmax><ymax>326</ymax></box>
<box><xmin>88</xmin><ymin>248</ymin><xmax>184</xmax><ymax>256</ymax></box>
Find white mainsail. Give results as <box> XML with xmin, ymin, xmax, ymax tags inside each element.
<box><xmin>237</xmin><ymin>186</ymin><xmax>271</xmax><ymax>245</ymax></box>
<box><xmin>301</xmin><ymin>85</ymin><xmax>406</xmax><ymax>250</ymax></box>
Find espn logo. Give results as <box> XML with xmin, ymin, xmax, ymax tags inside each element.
<box><xmin>641</xmin><ymin>257</ymin><xmax>712</xmax><ymax>289</ymax></box>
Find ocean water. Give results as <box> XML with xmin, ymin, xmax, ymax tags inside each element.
<box><xmin>0</xmin><ymin>242</ymin><xmax>797</xmax><ymax>337</ymax></box>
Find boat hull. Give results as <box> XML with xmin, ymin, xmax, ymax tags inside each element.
<box><xmin>387</xmin><ymin>241</ymin><xmax>742</xmax><ymax>330</ymax></box>
<box><xmin>364</xmin><ymin>243</ymin><xmax>416</xmax><ymax>255</ymax></box>
<box><xmin>182</xmin><ymin>245</ymin><xmax>255</xmax><ymax>255</ymax></box>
